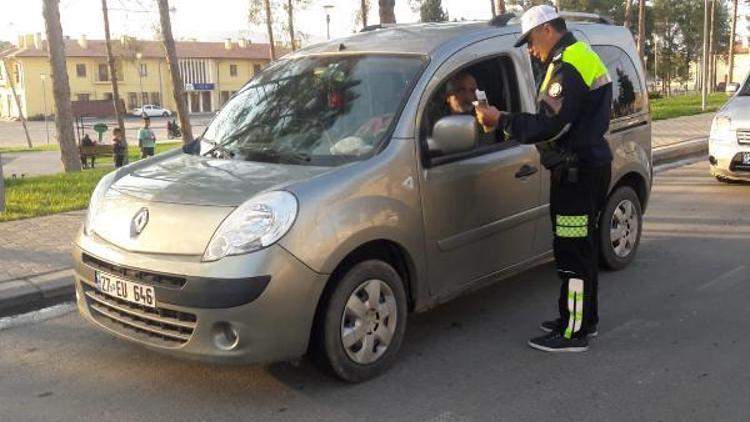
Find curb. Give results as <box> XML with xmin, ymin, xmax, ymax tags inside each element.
<box><xmin>653</xmin><ymin>137</ymin><xmax>708</xmax><ymax>166</ymax></box>
<box><xmin>0</xmin><ymin>268</ymin><xmax>75</xmax><ymax>317</ymax></box>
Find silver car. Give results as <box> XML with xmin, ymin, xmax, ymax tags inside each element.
<box><xmin>709</xmin><ymin>77</ymin><xmax>750</xmax><ymax>182</ymax></box>
<box><xmin>74</xmin><ymin>15</ymin><xmax>652</xmax><ymax>382</ymax></box>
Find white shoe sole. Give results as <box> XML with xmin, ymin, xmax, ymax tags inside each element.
<box><xmin>527</xmin><ymin>340</ymin><xmax>589</xmax><ymax>353</ymax></box>
<box><xmin>539</xmin><ymin>325</ymin><xmax>598</xmax><ymax>337</ymax></box>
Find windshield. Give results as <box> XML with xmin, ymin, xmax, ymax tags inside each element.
<box><xmin>739</xmin><ymin>78</ymin><xmax>750</xmax><ymax>96</ymax></box>
<box><xmin>200</xmin><ymin>54</ymin><xmax>426</xmax><ymax>166</ymax></box>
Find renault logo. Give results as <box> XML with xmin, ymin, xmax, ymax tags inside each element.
<box><xmin>130</xmin><ymin>207</ymin><xmax>149</xmax><ymax>237</ymax></box>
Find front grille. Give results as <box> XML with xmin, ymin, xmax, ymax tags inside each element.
<box><xmin>82</xmin><ymin>253</ymin><xmax>186</xmax><ymax>289</ymax></box>
<box><xmin>82</xmin><ymin>284</ymin><xmax>197</xmax><ymax>348</ymax></box>
<box><xmin>737</xmin><ymin>130</ymin><xmax>750</xmax><ymax>145</ymax></box>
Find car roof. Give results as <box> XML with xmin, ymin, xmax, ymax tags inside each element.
<box><xmin>289</xmin><ymin>20</ymin><xmax>633</xmax><ymax>59</ymax></box>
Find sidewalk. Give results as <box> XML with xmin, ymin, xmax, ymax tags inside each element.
<box><xmin>0</xmin><ymin>112</ymin><xmax>717</xmax><ymax>316</ymax></box>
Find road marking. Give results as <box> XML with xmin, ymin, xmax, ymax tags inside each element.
<box><xmin>424</xmin><ymin>411</ymin><xmax>467</xmax><ymax>422</ymax></box>
<box><xmin>0</xmin><ymin>303</ymin><xmax>76</xmax><ymax>332</ymax></box>
<box><xmin>697</xmin><ymin>266</ymin><xmax>746</xmax><ymax>291</ymax></box>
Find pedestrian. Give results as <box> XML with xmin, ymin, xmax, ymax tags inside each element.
<box><xmin>80</xmin><ymin>133</ymin><xmax>97</xmax><ymax>169</ymax></box>
<box><xmin>112</xmin><ymin>127</ymin><xmax>125</xmax><ymax>168</ymax></box>
<box><xmin>475</xmin><ymin>5</ymin><xmax>613</xmax><ymax>352</ymax></box>
<box><xmin>138</xmin><ymin>116</ymin><xmax>156</xmax><ymax>159</ymax></box>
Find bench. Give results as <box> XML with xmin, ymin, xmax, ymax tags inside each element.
<box><xmin>79</xmin><ymin>144</ymin><xmax>114</xmax><ymax>168</ymax></box>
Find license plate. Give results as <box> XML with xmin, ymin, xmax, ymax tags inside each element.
<box><xmin>95</xmin><ymin>271</ymin><xmax>156</xmax><ymax>308</ymax></box>
<box><xmin>743</xmin><ymin>152</ymin><xmax>750</xmax><ymax>165</ymax></box>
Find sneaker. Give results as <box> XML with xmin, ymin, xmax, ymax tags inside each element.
<box><xmin>528</xmin><ymin>332</ymin><xmax>589</xmax><ymax>353</ymax></box>
<box><xmin>539</xmin><ymin>318</ymin><xmax>598</xmax><ymax>337</ymax></box>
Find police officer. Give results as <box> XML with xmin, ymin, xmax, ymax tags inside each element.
<box><xmin>476</xmin><ymin>5</ymin><xmax>612</xmax><ymax>352</ymax></box>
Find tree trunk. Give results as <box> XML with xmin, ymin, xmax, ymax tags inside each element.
<box><xmin>728</xmin><ymin>0</ymin><xmax>738</xmax><ymax>83</ymax></box>
<box><xmin>379</xmin><ymin>0</ymin><xmax>396</xmax><ymax>24</ymax></box>
<box><xmin>637</xmin><ymin>0</ymin><xmax>645</xmax><ymax>58</ymax></box>
<box><xmin>157</xmin><ymin>0</ymin><xmax>193</xmax><ymax>144</ymax></box>
<box><xmin>0</xmin><ymin>151</ymin><xmax>4</xmax><ymax>211</ymax></box>
<box><xmin>623</xmin><ymin>0</ymin><xmax>632</xmax><ymax>29</ymax></box>
<box><xmin>361</xmin><ymin>0</ymin><xmax>368</xmax><ymax>27</ymax></box>
<box><xmin>490</xmin><ymin>0</ymin><xmax>496</xmax><ymax>17</ymax></box>
<box><xmin>496</xmin><ymin>0</ymin><xmax>506</xmax><ymax>15</ymax></box>
<box><xmin>42</xmin><ymin>0</ymin><xmax>80</xmax><ymax>172</ymax></box>
<box><xmin>287</xmin><ymin>0</ymin><xmax>296</xmax><ymax>51</ymax></box>
<box><xmin>2</xmin><ymin>59</ymin><xmax>33</xmax><ymax>149</ymax></box>
<box><xmin>264</xmin><ymin>0</ymin><xmax>276</xmax><ymax>60</ymax></box>
<box><xmin>708</xmin><ymin>0</ymin><xmax>715</xmax><ymax>92</ymax></box>
<box><xmin>101</xmin><ymin>0</ymin><xmax>128</xmax><ymax>163</ymax></box>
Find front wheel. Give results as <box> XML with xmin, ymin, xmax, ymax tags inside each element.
<box><xmin>311</xmin><ymin>260</ymin><xmax>407</xmax><ymax>383</ymax></box>
<box><xmin>599</xmin><ymin>186</ymin><xmax>643</xmax><ymax>270</ymax></box>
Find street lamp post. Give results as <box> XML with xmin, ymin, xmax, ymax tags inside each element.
<box><xmin>323</xmin><ymin>5</ymin><xmax>334</xmax><ymax>40</ymax></box>
<box><xmin>136</xmin><ymin>51</ymin><xmax>144</xmax><ymax>108</ymax></box>
<box><xmin>40</xmin><ymin>73</ymin><xmax>50</xmax><ymax>144</ymax></box>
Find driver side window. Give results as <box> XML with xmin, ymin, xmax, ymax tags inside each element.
<box><xmin>421</xmin><ymin>55</ymin><xmax>520</xmax><ymax>164</ymax></box>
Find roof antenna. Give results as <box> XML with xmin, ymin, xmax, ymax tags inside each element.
<box><xmin>338</xmin><ymin>43</ymin><xmax>346</xmax><ymax>51</ymax></box>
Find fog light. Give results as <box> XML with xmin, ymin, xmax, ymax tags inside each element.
<box><xmin>212</xmin><ymin>322</ymin><xmax>239</xmax><ymax>350</ymax></box>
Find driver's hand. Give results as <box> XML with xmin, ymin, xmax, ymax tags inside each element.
<box><xmin>475</xmin><ymin>104</ymin><xmax>505</xmax><ymax>129</ymax></box>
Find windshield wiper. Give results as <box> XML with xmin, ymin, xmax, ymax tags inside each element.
<box><xmin>244</xmin><ymin>148</ymin><xmax>311</xmax><ymax>164</ymax></box>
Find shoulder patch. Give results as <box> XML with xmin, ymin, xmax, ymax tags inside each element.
<box><xmin>548</xmin><ymin>82</ymin><xmax>563</xmax><ymax>98</ymax></box>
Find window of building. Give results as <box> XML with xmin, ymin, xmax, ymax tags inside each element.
<box><xmin>592</xmin><ymin>45</ymin><xmax>645</xmax><ymax>119</ymax></box>
<box><xmin>128</xmin><ymin>92</ymin><xmax>138</xmax><ymax>109</ymax></box>
<box><xmin>150</xmin><ymin>92</ymin><xmax>161</xmax><ymax>106</ymax></box>
<box><xmin>98</xmin><ymin>64</ymin><xmax>109</xmax><ymax>82</ymax></box>
<box><xmin>253</xmin><ymin>64</ymin><xmax>261</xmax><ymax>75</ymax></box>
<box><xmin>76</xmin><ymin>64</ymin><xmax>86</xmax><ymax>78</ymax></box>
<box><xmin>103</xmin><ymin>92</ymin><xmax>113</xmax><ymax>100</ymax></box>
<box><xmin>142</xmin><ymin>92</ymin><xmax>149</xmax><ymax>105</ymax></box>
<box><xmin>139</xmin><ymin>63</ymin><xmax>147</xmax><ymax>77</ymax></box>
<box><xmin>230</xmin><ymin>64</ymin><xmax>238</xmax><ymax>77</ymax></box>
<box><xmin>220</xmin><ymin>90</ymin><xmax>231</xmax><ymax>105</ymax></box>
<box><xmin>14</xmin><ymin>63</ymin><xmax>21</xmax><ymax>84</ymax></box>
<box><xmin>76</xmin><ymin>93</ymin><xmax>90</xmax><ymax>102</ymax></box>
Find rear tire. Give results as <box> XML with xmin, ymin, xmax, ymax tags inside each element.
<box><xmin>599</xmin><ymin>186</ymin><xmax>642</xmax><ymax>270</ymax></box>
<box><xmin>162</xmin><ymin>112</ymin><xmax>169</xmax><ymax>117</ymax></box>
<box><xmin>311</xmin><ymin>260</ymin><xmax>407</xmax><ymax>383</ymax></box>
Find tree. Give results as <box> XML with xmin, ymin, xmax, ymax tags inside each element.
<box><xmin>356</xmin><ymin>0</ymin><xmax>371</xmax><ymax>29</ymax></box>
<box><xmin>249</xmin><ymin>0</ymin><xmax>276</xmax><ymax>59</ymax></box>
<box><xmin>419</xmin><ymin>0</ymin><xmax>448</xmax><ymax>22</ymax></box>
<box><xmin>624</xmin><ymin>0</ymin><xmax>633</xmax><ymax>29</ymax></box>
<box><xmin>379</xmin><ymin>0</ymin><xmax>396</xmax><ymax>24</ymax></box>
<box><xmin>286</xmin><ymin>0</ymin><xmax>296</xmax><ymax>51</ymax></box>
<box><xmin>637</xmin><ymin>0</ymin><xmax>646</xmax><ymax>57</ymax></box>
<box><xmin>728</xmin><ymin>0</ymin><xmax>738</xmax><ymax>83</ymax></box>
<box><xmin>42</xmin><ymin>0</ymin><xmax>80</xmax><ymax>172</ymax></box>
<box><xmin>496</xmin><ymin>0</ymin><xmax>506</xmax><ymax>14</ymax></box>
<box><xmin>157</xmin><ymin>0</ymin><xmax>193</xmax><ymax>144</ymax></box>
<box><xmin>101</xmin><ymin>0</ymin><xmax>128</xmax><ymax>163</ymax></box>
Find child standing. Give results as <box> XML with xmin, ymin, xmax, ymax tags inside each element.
<box><xmin>112</xmin><ymin>127</ymin><xmax>125</xmax><ymax>168</ymax></box>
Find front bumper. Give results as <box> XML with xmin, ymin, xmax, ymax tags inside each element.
<box><xmin>709</xmin><ymin>140</ymin><xmax>750</xmax><ymax>181</ymax></box>
<box><xmin>73</xmin><ymin>229</ymin><xmax>328</xmax><ymax>364</ymax></box>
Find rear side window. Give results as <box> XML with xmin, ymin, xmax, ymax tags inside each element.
<box><xmin>593</xmin><ymin>45</ymin><xmax>645</xmax><ymax>119</ymax></box>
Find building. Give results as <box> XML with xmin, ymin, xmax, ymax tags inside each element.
<box><xmin>0</xmin><ymin>33</ymin><xmax>275</xmax><ymax>119</ymax></box>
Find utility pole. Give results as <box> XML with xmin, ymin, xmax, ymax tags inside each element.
<box><xmin>101</xmin><ymin>0</ymin><xmax>128</xmax><ymax>163</ymax></box>
<box><xmin>157</xmin><ymin>0</ymin><xmax>193</xmax><ymax>144</ymax></box>
<box><xmin>287</xmin><ymin>0</ymin><xmax>296</xmax><ymax>51</ymax></box>
<box><xmin>728</xmin><ymin>0</ymin><xmax>738</xmax><ymax>84</ymax></box>
<box><xmin>637</xmin><ymin>0</ymin><xmax>645</xmax><ymax>59</ymax></box>
<box><xmin>708</xmin><ymin>0</ymin><xmax>716</xmax><ymax>93</ymax></box>
<box><xmin>624</xmin><ymin>0</ymin><xmax>633</xmax><ymax>30</ymax></box>
<box><xmin>702</xmin><ymin>0</ymin><xmax>709</xmax><ymax>111</ymax></box>
<box><xmin>42</xmin><ymin>0</ymin><xmax>80</xmax><ymax>172</ymax></box>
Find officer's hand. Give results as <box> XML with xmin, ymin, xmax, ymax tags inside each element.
<box><xmin>475</xmin><ymin>104</ymin><xmax>503</xmax><ymax>128</ymax></box>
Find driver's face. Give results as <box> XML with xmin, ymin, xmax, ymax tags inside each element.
<box><xmin>446</xmin><ymin>76</ymin><xmax>478</xmax><ymax>114</ymax></box>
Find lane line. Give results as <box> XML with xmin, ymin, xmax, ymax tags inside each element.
<box><xmin>697</xmin><ymin>266</ymin><xmax>746</xmax><ymax>291</ymax></box>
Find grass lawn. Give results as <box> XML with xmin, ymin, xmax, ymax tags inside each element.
<box><xmin>0</xmin><ymin>144</ymin><xmax>61</xmax><ymax>153</ymax></box>
<box><xmin>0</xmin><ymin>142</ymin><xmax>182</xmax><ymax>222</ymax></box>
<box><xmin>650</xmin><ymin>93</ymin><xmax>728</xmax><ymax>121</ymax></box>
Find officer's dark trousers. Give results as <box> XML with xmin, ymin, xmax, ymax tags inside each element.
<box><xmin>549</xmin><ymin>163</ymin><xmax>611</xmax><ymax>339</ymax></box>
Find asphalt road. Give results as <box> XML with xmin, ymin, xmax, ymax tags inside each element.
<box><xmin>1</xmin><ymin>161</ymin><xmax>749</xmax><ymax>422</ymax></box>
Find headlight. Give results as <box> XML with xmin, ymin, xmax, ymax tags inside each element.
<box><xmin>203</xmin><ymin>191</ymin><xmax>298</xmax><ymax>262</ymax></box>
<box><xmin>710</xmin><ymin>115</ymin><xmax>733</xmax><ymax>143</ymax></box>
<box><xmin>84</xmin><ymin>172</ymin><xmax>116</xmax><ymax>236</ymax></box>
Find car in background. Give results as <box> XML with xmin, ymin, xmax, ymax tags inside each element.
<box><xmin>709</xmin><ymin>78</ymin><xmax>750</xmax><ymax>182</ymax></box>
<box><xmin>130</xmin><ymin>104</ymin><xmax>173</xmax><ymax>117</ymax></box>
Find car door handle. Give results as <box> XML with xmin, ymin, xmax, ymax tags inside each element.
<box><xmin>515</xmin><ymin>165</ymin><xmax>538</xmax><ymax>179</ymax></box>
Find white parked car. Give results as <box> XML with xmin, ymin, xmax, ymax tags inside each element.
<box><xmin>130</xmin><ymin>104</ymin><xmax>173</xmax><ymax>117</ymax></box>
<box><xmin>709</xmin><ymin>77</ymin><xmax>750</xmax><ymax>182</ymax></box>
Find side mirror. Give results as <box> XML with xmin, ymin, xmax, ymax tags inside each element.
<box><xmin>726</xmin><ymin>82</ymin><xmax>740</xmax><ymax>95</ymax></box>
<box><xmin>429</xmin><ymin>115</ymin><xmax>478</xmax><ymax>156</ymax></box>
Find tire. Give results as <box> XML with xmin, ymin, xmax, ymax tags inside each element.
<box><xmin>167</xmin><ymin>133</ymin><xmax>175</xmax><ymax>140</ymax></box>
<box><xmin>162</xmin><ymin>112</ymin><xmax>169</xmax><ymax>117</ymax></box>
<box><xmin>311</xmin><ymin>260</ymin><xmax>407</xmax><ymax>383</ymax></box>
<box><xmin>599</xmin><ymin>186</ymin><xmax>643</xmax><ymax>271</ymax></box>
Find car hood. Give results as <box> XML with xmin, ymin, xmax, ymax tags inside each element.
<box><xmin>720</xmin><ymin>96</ymin><xmax>750</xmax><ymax>129</ymax></box>
<box><xmin>111</xmin><ymin>153</ymin><xmax>332</xmax><ymax>207</ymax></box>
